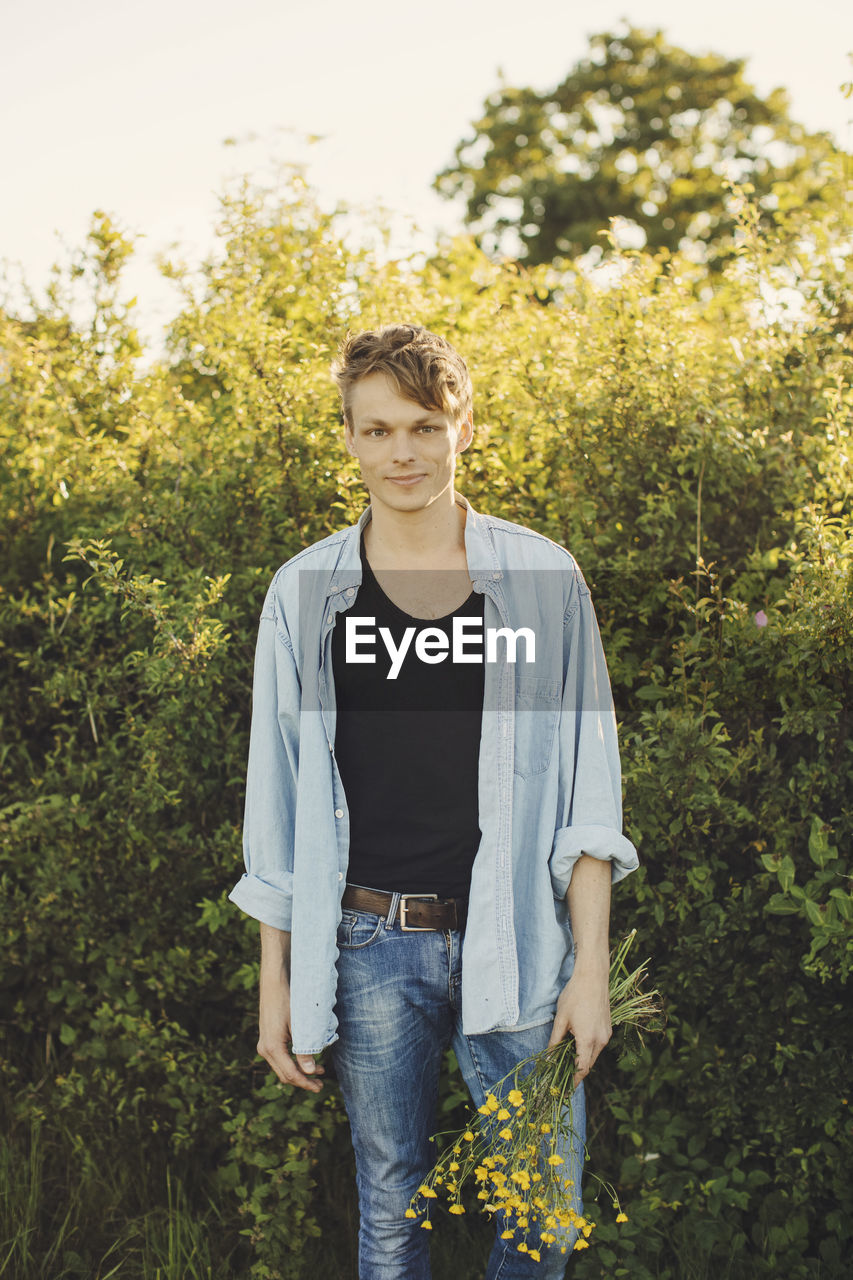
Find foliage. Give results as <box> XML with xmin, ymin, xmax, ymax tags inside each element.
<box><xmin>0</xmin><ymin>163</ymin><xmax>851</xmax><ymax>1279</ymax></box>
<box><xmin>434</xmin><ymin>21</ymin><xmax>845</xmax><ymax>273</ymax></box>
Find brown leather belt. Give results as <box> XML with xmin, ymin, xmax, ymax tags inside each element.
<box><xmin>342</xmin><ymin>884</ymin><xmax>468</xmax><ymax>932</ymax></box>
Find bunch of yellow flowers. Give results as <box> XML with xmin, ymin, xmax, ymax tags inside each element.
<box><xmin>407</xmin><ymin>931</ymin><xmax>661</xmax><ymax>1262</ymax></box>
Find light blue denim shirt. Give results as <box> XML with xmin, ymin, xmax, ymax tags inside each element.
<box><xmin>228</xmin><ymin>492</ymin><xmax>639</xmax><ymax>1054</ymax></box>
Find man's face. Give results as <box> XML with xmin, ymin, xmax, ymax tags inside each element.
<box><xmin>344</xmin><ymin>371</ymin><xmax>473</xmax><ymax>517</ymax></box>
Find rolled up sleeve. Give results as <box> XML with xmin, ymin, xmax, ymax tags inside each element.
<box><xmin>548</xmin><ymin>572</ymin><xmax>639</xmax><ymax>899</ymax></box>
<box><xmin>228</xmin><ymin>593</ymin><xmax>301</xmax><ymax>931</ymax></box>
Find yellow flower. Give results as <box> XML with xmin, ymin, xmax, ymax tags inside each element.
<box><xmin>463</xmin><ymin>1130</ymin><xmax>474</xmax><ymax>1141</ymax></box>
<box><xmin>449</xmin><ymin>1204</ymin><xmax>465</xmax><ymax>1215</ymax></box>
<box><xmin>517</xmin><ymin>1242</ymin><xmax>528</xmax><ymax>1253</ymax></box>
<box><xmin>485</xmin><ymin>1093</ymin><xmax>499</xmax><ymax>1112</ymax></box>
<box><xmin>497</xmin><ymin>1108</ymin><xmax>511</xmax><ymax>1120</ymax></box>
<box><xmin>540</xmin><ymin>1123</ymin><xmax>551</xmax><ymax>1134</ymax></box>
<box><xmin>508</xmin><ymin>1089</ymin><xmax>524</xmax><ymax>1107</ymax></box>
<box><xmin>499</xmin><ymin>1127</ymin><xmax>513</xmax><ymax>1140</ymax></box>
<box><xmin>421</xmin><ymin>1220</ymin><xmax>432</xmax><ymax>1230</ymax></box>
<box><xmin>501</xmin><ymin>1229</ymin><xmax>514</xmax><ymax>1240</ymax></box>
<box><xmin>418</xmin><ymin>1186</ymin><xmax>437</xmax><ymax>1199</ymax></box>
<box><xmin>449</xmin><ymin>1161</ymin><xmax>460</xmax><ymax>1172</ymax></box>
<box><xmin>529</xmin><ymin>1250</ymin><xmax>541</xmax><ymax>1262</ymax></box>
<box><xmin>404</xmin><ymin>1208</ymin><xmax>416</xmax><ymax>1219</ymax></box>
<box><xmin>547</xmin><ymin>1154</ymin><xmax>563</xmax><ymax>1166</ymax></box>
<box><xmin>616</xmin><ymin>1211</ymin><xmax>629</xmax><ymax>1223</ymax></box>
<box><xmin>573</xmin><ymin>1238</ymin><xmax>589</xmax><ymax>1250</ymax></box>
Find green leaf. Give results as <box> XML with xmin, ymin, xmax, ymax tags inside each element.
<box><xmin>804</xmin><ymin>898</ymin><xmax>824</xmax><ymax>927</ymax></box>
<box><xmin>778</xmin><ymin>856</ymin><xmax>796</xmax><ymax>892</ymax></box>
<box><xmin>765</xmin><ymin>894</ymin><xmax>800</xmax><ymax>915</ymax></box>
<box><xmin>808</xmin><ymin>815</ymin><xmax>833</xmax><ymax>867</ymax></box>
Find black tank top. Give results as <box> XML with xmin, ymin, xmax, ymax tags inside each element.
<box><xmin>331</xmin><ymin>531</ymin><xmax>485</xmax><ymax>897</ymax></box>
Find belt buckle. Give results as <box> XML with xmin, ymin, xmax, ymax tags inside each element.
<box><xmin>398</xmin><ymin>893</ymin><xmax>438</xmax><ymax>931</ymax></box>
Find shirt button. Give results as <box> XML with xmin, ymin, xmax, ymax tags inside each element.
<box><xmin>346</xmin><ymin>588</ymin><xmax>355</xmax><ymax>598</ymax></box>
<box><xmin>326</xmin><ymin>612</ymin><xmax>333</xmax><ymax>623</ymax></box>
<box><xmin>334</xmin><ymin>808</ymin><xmax>344</xmax><ymax>818</ymax></box>
<box><xmin>338</xmin><ymin>872</ymin><xmax>343</xmax><ymax>881</ymax></box>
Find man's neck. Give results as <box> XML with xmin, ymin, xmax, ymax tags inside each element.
<box><xmin>364</xmin><ymin>490</ymin><xmax>467</xmax><ymax>568</ymax></box>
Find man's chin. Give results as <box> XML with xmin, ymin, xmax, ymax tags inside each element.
<box><xmin>370</xmin><ymin>485</ymin><xmax>434</xmax><ymax>510</ymax></box>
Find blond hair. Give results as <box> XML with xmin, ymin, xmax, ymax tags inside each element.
<box><xmin>331</xmin><ymin>324</ymin><xmax>473</xmax><ymax>427</ymax></box>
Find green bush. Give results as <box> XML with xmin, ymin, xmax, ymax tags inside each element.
<box><xmin>1</xmin><ymin>168</ymin><xmax>850</xmax><ymax>1278</ymax></box>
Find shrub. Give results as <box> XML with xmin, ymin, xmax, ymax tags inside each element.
<box><xmin>1</xmin><ymin>169</ymin><xmax>850</xmax><ymax>1277</ymax></box>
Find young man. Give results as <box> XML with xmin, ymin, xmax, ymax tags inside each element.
<box><xmin>229</xmin><ymin>325</ymin><xmax>638</xmax><ymax>1279</ymax></box>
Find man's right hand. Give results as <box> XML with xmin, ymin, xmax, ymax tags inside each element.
<box><xmin>257</xmin><ymin>923</ymin><xmax>324</xmax><ymax>1093</ymax></box>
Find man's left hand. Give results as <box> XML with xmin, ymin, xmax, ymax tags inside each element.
<box><xmin>547</xmin><ymin>961</ymin><xmax>612</xmax><ymax>1089</ymax></box>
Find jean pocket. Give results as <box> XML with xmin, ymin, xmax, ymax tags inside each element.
<box><xmin>336</xmin><ymin>910</ymin><xmax>384</xmax><ymax>950</ymax></box>
<box><xmin>513</xmin><ymin>675</ymin><xmax>562</xmax><ymax>779</ymax></box>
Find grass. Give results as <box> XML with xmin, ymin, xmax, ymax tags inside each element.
<box><xmin>0</xmin><ymin>1113</ymin><xmax>241</xmax><ymax>1279</ymax></box>
<box><xmin>0</xmin><ymin>1109</ymin><xmax>837</xmax><ymax>1279</ymax></box>
<box><xmin>0</xmin><ymin>1108</ymin><xmax>535</xmax><ymax>1280</ymax></box>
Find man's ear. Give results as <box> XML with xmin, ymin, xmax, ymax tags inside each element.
<box><xmin>455</xmin><ymin>410</ymin><xmax>474</xmax><ymax>454</ymax></box>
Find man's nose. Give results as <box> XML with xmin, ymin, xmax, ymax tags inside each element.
<box><xmin>391</xmin><ymin>434</ymin><xmax>417</xmax><ymax>463</ymax></box>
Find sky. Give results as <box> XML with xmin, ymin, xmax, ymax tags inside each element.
<box><xmin>1</xmin><ymin>0</ymin><xmax>851</xmax><ymax>355</ymax></box>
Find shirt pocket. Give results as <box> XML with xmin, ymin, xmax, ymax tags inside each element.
<box><xmin>513</xmin><ymin>675</ymin><xmax>562</xmax><ymax>780</ymax></box>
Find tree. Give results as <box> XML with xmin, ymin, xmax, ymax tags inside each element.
<box><xmin>434</xmin><ymin>22</ymin><xmax>842</xmax><ymax>272</ymax></box>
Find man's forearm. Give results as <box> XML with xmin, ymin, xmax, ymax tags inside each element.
<box><xmin>566</xmin><ymin>854</ymin><xmax>611</xmax><ymax>973</ymax></box>
<box><xmin>260</xmin><ymin>921</ymin><xmax>291</xmax><ymax>981</ymax></box>
<box><xmin>256</xmin><ymin>922</ymin><xmax>323</xmax><ymax>1090</ymax></box>
<box><xmin>548</xmin><ymin>855</ymin><xmax>613</xmax><ymax>1067</ymax></box>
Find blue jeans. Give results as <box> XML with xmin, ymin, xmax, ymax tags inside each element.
<box><xmin>329</xmin><ymin>899</ymin><xmax>586</xmax><ymax>1280</ymax></box>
